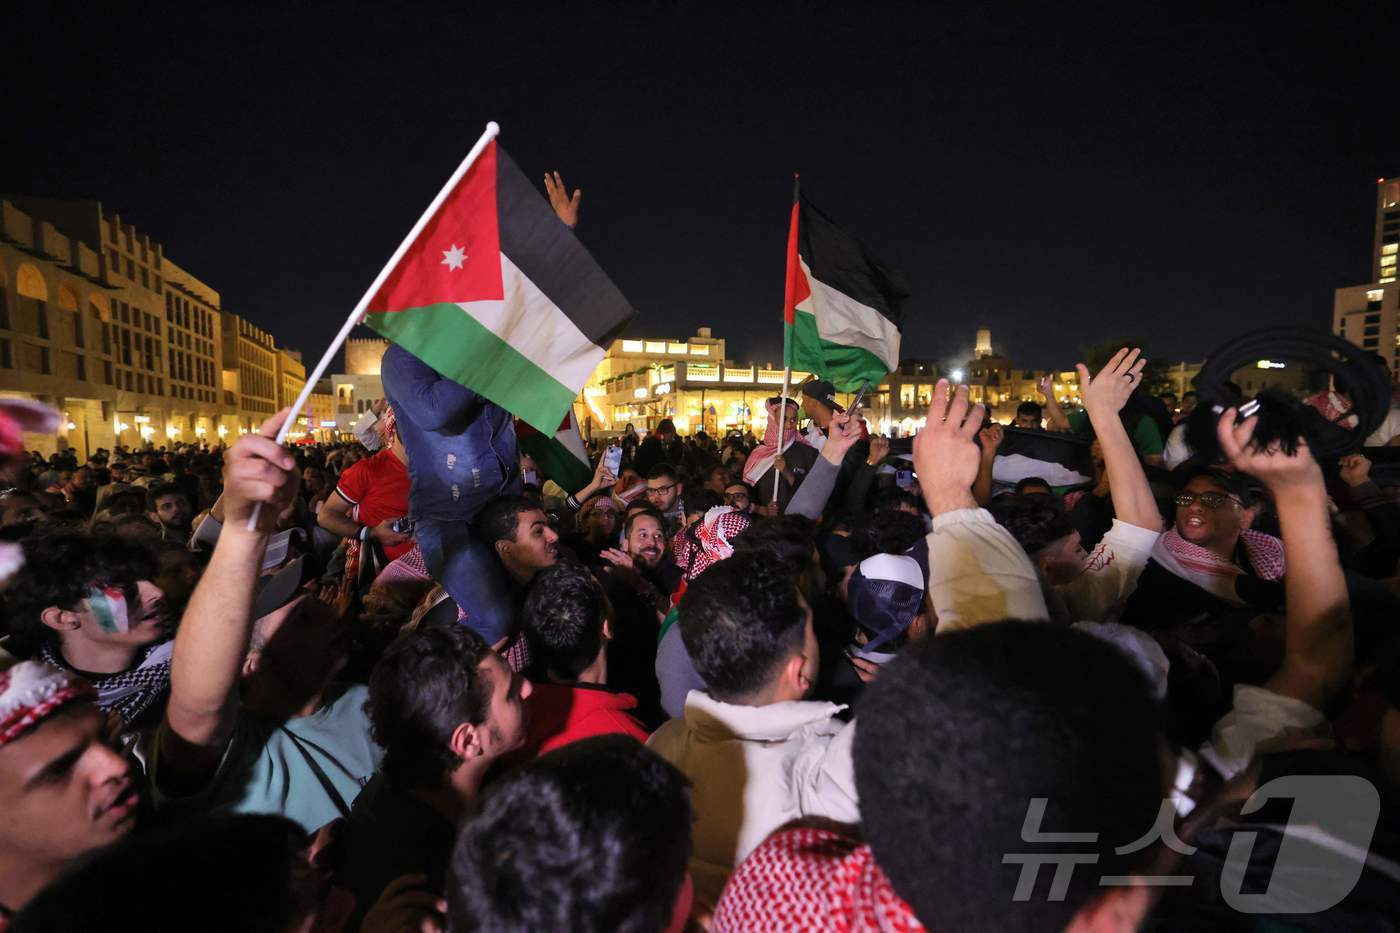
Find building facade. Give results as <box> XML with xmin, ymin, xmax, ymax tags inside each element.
<box><xmin>221</xmin><ymin>312</ymin><xmax>279</xmax><ymax>433</ymax></box>
<box><xmin>0</xmin><ymin>197</ymin><xmax>243</xmax><ymax>456</ymax></box>
<box><xmin>1333</xmin><ymin>178</ymin><xmax>1400</xmax><ymax>381</ymax></box>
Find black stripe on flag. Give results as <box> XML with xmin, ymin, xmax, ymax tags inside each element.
<box><xmin>998</xmin><ymin>427</ymin><xmax>1094</xmax><ymax>476</ymax></box>
<box><xmin>495</xmin><ymin>145</ymin><xmax>638</xmax><ymax>347</ymax></box>
<box><xmin>797</xmin><ymin>196</ymin><xmax>911</xmax><ymax>329</ymax></box>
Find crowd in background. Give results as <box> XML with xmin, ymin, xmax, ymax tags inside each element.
<box><xmin>1</xmin><ymin>341</ymin><xmax>1399</xmax><ymax>932</ymax></box>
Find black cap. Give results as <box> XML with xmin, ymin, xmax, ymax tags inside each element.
<box><xmin>800</xmin><ymin>379</ymin><xmax>844</xmax><ymax>413</ymax></box>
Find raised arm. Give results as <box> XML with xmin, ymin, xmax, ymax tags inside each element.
<box><xmin>160</xmin><ymin>411</ymin><xmax>300</xmax><ymax>789</ymax></box>
<box><xmin>1217</xmin><ymin>412</ymin><xmax>1351</xmax><ymax>711</ymax></box>
<box><xmin>786</xmin><ymin>409</ymin><xmax>860</xmax><ymax>519</ymax></box>
<box><xmin>380</xmin><ymin>344</ymin><xmax>483</xmax><ymax>432</ymax></box>
<box><xmin>973</xmin><ymin>423</ymin><xmax>1002</xmax><ymax>506</ymax></box>
<box><xmin>915</xmin><ymin>381</ymin><xmax>1049</xmax><ymax>630</ymax></box>
<box><xmin>1039</xmin><ymin>374</ymin><xmax>1071</xmax><ymax>432</ymax></box>
<box><xmin>1076</xmin><ymin>349</ymin><xmax>1162</xmax><ymax>532</ymax></box>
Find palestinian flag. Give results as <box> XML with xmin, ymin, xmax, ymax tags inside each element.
<box><xmin>365</xmin><ymin>136</ymin><xmax>637</xmax><ymax>433</ymax></box>
<box><xmin>784</xmin><ymin>185</ymin><xmax>909</xmax><ymax>390</ymax></box>
<box><xmin>515</xmin><ymin>409</ymin><xmax>592</xmax><ymax>494</ymax></box>
<box><xmin>992</xmin><ymin>427</ymin><xmax>1094</xmax><ymax>491</ymax></box>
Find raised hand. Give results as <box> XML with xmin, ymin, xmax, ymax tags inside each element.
<box><xmin>866</xmin><ymin>434</ymin><xmax>890</xmax><ymax>466</ymax></box>
<box><xmin>821</xmin><ymin>410</ymin><xmax>861</xmax><ymax>465</ymax></box>
<box><xmin>1215</xmin><ymin>408</ymin><xmax>1324</xmax><ymax>494</ymax></box>
<box><xmin>543</xmin><ymin>171</ymin><xmax>581</xmax><ymax>228</ymax></box>
<box><xmin>222</xmin><ymin>409</ymin><xmax>298</xmax><ymax>533</ymax></box>
<box><xmin>1037</xmin><ymin>374</ymin><xmax>1055</xmax><ymax>400</ymax></box>
<box><xmin>977</xmin><ymin>423</ymin><xmax>1004</xmax><ymax>462</ymax></box>
<box><xmin>600</xmin><ymin>548</ymin><xmax>634</xmax><ymax>570</ymax></box>
<box><xmin>1076</xmin><ymin>347</ymin><xmax>1146</xmax><ymax>419</ymax></box>
<box><xmin>913</xmin><ymin>380</ymin><xmax>985</xmax><ymax>515</ymax></box>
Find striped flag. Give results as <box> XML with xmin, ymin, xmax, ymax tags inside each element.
<box><xmin>365</xmin><ymin>139</ymin><xmax>637</xmax><ymax>433</ymax></box>
<box><xmin>784</xmin><ymin>186</ymin><xmax>909</xmax><ymax>390</ymax></box>
<box><xmin>515</xmin><ymin>410</ymin><xmax>593</xmax><ymax>494</ymax></box>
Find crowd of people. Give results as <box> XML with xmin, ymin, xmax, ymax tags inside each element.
<box><xmin>1</xmin><ymin>339</ymin><xmax>1399</xmax><ymax>932</ymax></box>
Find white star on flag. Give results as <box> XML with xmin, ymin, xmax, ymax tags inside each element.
<box><xmin>441</xmin><ymin>244</ymin><xmax>467</xmax><ymax>271</ymax></box>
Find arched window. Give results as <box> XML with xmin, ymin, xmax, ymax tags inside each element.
<box><xmin>57</xmin><ymin>285</ymin><xmax>78</xmax><ymax>311</ymax></box>
<box><xmin>15</xmin><ymin>264</ymin><xmax>48</xmax><ymax>301</ymax></box>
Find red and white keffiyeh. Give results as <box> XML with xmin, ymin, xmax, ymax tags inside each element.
<box><xmin>1152</xmin><ymin>527</ymin><xmax>1285</xmax><ymax>606</ymax></box>
<box><xmin>0</xmin><ymin>660</ymin><xmax>94</xmax><ymax>749</ymax></box>
<box><xmin>713</xmin><ymin>828</ymin><xmax>924</xmax><ymax>932</ymax></box>
<box><xmin>743</xmin><ymin>399</ymin><xmax>808</xmax><ymax>486</ymax></box>
<box><xmin>672</xmin><ymin>507</ymin><xmax>752</xmax><ymax>581</ymax></box>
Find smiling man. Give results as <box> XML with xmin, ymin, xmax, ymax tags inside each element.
<box><xmin>6</xmin><ymin>532</ymin><xmax>173</xmax><ymax>731</ymax></box>
<box><xmin>0</xmin><ymin>660</ymin><xmax>140</xmax><ymax>918</ymax></box>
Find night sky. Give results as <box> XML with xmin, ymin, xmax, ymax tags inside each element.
<box><xmin>8</xmin><ymin>3</ymin><xmax>1398</xmax><ymax>373</ymax></box>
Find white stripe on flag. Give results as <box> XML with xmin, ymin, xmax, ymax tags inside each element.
<box><xmin>796</xmin><ymin>257</ymin><xmax>901</xmax><ymax>369</ymax></box>
<box><xmin>454</xmin><ymin>254</ymin><xmax>607</xmax><ymax>394</ymax></box>
<box><xmin>556</xmin><ymin>412</ymin><xmax>589</xmax><ymax>464</ymax></box>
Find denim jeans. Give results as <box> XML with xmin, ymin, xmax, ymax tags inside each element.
<box><xmin>413</xmin><ymin>516</ymin><xmax>516</xmax><ymax>644</ymax></box>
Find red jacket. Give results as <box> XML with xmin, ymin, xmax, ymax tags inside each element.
<box><xmin>522</xmin><ymin>682</ymin><xmax>650</xmax><ymax>757</ymax></box>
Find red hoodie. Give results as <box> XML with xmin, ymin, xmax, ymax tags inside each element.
<box><xmin>522</xmin><ymin>682</ymin><xmax>650</xmax><ymax>757</ymax></box>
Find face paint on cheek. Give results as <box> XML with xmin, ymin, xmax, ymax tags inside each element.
<box><xmin>86</xmin><ymin>585</ymin><xmax>130</xmax><ymax>633</ymax></box>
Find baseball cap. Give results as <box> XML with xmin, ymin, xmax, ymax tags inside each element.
<box><xmin>800</xmin><ymin>379</ymin><xmax>845</xmax><ymax>413</ymax></box>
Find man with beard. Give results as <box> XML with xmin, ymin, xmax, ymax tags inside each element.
<box><xmin>598</xmin><ymin>508</ymin><xmax>682</xmax><ymax>727</ymax></box>
<box><xmin>145</xmin><ymin>483</ymin><xmax>194</xmax><ymax>543</ymax></box>
<box><xmin>6</xmin><ymin>531</ymin><xmax>173</xmax><ymax>734</ymax></box>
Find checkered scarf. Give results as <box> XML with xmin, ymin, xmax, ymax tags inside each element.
<box><xmin>38</xmin><ymin>641</ymin><xmax>171</xmax><ymax>728</ymax></box>
<box><xmin>0</xmin><ymin>660</ymin><xmax>95</xmax><ymax>749</ymax></box>
<box><xmin>713</xmin><ymin>828</ymin><xmax>923</xmax><ymax>932</ymax></box>
<box><xmin>1153</xmin><ymin>527</ymin><xmax>1285</xmax><ymax>606</ymax></box>
<box><xmin>672</xmin><ymin>507</ymin><xmax>752</xmax><ymax>582</ymax></box>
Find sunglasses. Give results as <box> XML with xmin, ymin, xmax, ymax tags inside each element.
<box><xmin>1174</xmin><ymin>491</ymin><xmax>1240</xmax><ymax>510</ymax></box>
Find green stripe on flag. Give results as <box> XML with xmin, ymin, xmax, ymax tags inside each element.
<box><xmin>785</xmin><ymin>311</ymin><xmax>891</xmax><ymax>391</ymax></box>
<box><xmin>518</xmin><ymin>429</ymin><xmax>592</xmax><ymax>494</ymax></box>
<box><xmin>366</xmin><ymin>304</ymin><xmax>579</xmax><ymax>434</ymax></box>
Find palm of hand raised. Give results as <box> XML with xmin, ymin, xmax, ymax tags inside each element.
<box><xmin>544</xmin><ymin>171</ymin><xmax>581</xmax><ymax>227</ymax></box>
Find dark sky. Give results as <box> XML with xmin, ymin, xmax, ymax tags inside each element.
<box><xmin>9</xmin><ymin>3</ymin><xmax>1398</xmax><ymax>373</ymax></box>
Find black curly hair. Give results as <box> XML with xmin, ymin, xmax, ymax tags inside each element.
<box><xmin>365</xmin><ymin>623</ymin><xmax>492</xmax><ymax>791</ymax></box>
<box><xmin>522</xmin><ymin>560</ymin><xmax>609</xmax><ymax>681</ymax></box>
<box><xmin>678</xmin><ymin>551</ymin><xmax>807</xmax><ymax>702</ymax></box>
<box><xmin>3</xmin><ymin>530</ymin><xmax>158</xmax><ymax>649</ymax></box>
<box><xmin>448</xmin><ymin>736</ymin><xmax>692</xmax><ymax>933</ymax></box>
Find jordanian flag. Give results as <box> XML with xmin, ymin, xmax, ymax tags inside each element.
<box><xmin>366</xmin><ymin>137</ymin><xmax>637</xmax><ymax>433</ymax></box>
<box><xmin>515</xmin><ymin>410</ymin><xmax>592</xmax><ymax>494</ymax></box>
<box><xmin>784</xmin><ymin>185</ymin><xmax>909</xmax><ymax>390</ymax></box>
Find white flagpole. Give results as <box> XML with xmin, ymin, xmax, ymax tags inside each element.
<box><xmin>248</xmin><ymin>120</ymin><xmax>501</xmax><ymax>529</ymax></box>
<box><xmin>772</xmin><ymin>367</ymin><xmax>791</xmax><ymax>505</ymax></box>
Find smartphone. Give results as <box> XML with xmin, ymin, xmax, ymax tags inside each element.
<box><xmin>896</xmin><ymin>469</ymin><xmax>915</xmax><ymax>488</ymax></box>
<box><xmin>603</xmin><ymin>444</ymin><xmax>623</xmax><ymax>477</ymax></box>
<box><xmin>390</xmin><ymin>516</ymin><xmax>416</xmax><ymax>535</ymax></box>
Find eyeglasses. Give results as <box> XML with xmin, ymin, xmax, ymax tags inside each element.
<box><xmin>1174</xmin><ymin>492</ymin><xmax>1240</xmax><ymax>510</ymax></box>
<box><xmin>725</xmin><ymin>492</ymin><xmax>750</xmax><ymax>504</ymax></box>
<box><xmin>646</xmin><ymin>483</ymin><xmax>677</xmax><ymax>496</ymax></box>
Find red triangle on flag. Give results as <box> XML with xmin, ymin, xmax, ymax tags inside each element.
<box><xmin>368</xmin><ymin>141</ymin><xmax>505</xmax><ymax>312</ymax></box>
